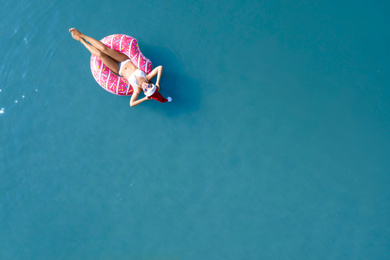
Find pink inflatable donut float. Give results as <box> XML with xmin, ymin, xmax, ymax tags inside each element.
<box><xmin>90</xmin><ymin>34</ymin><xmax>153</xmax><ymax>96</ymax></box>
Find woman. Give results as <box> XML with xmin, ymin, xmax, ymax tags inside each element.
<box><xmin>69</xmin><ymin>28</ymin><xmax>171</xmax><ymax>107</ymax></box>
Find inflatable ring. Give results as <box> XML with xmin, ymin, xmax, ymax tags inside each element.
<box><xmin>90</xmin><ymin>34</ymin><xmax>153</xmax><ymax>96</ymax></box>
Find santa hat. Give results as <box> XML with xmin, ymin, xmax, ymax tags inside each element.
<box><xmin>149</xmin><ymin>89</ymin><xmax>172</xmax><ymax>103</ymax></box>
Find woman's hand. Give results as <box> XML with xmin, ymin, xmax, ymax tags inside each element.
<box><xmin>155</xmin><ymin>83</ymin><xmax>160</xmax><ymax>91</ymax></box>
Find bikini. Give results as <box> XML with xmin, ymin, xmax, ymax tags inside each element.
<box><xmin>118</xmin><ymin>59</ymin><xmax>156</xmax><ymax>96</ymax></box>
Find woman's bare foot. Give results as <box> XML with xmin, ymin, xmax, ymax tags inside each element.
<box><xmin>69</xmin><ymin>28</ymin><xmax>83</xmax><ymax>41</ymax></box>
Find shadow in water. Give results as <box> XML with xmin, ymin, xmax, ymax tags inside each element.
<box><xmin>139</xmin><ymin>42</ymin><xmax>202</xmax><ymax>117</ymax></box>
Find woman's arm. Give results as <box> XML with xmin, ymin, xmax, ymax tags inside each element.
<box><xmin>130</xmin><ymin>89</ymin><xmax>149</xmax><ymax>107</ymax></box>
<box><xmin>146</xmin><ymin>66</ymin><xmax>163</xmax><ymax>90</ymax></box>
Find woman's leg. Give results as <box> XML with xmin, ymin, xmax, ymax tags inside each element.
<box><xmin>78</xmin><ymin>37</ymin><xmax>120</xmax><ymax>75</ymax></box>
<box><xmin>69</xmin><ymin>28</ymin><xmax>129</xmax><ymax>62</ymax></box>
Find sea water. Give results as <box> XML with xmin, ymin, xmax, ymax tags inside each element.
<box><xmin>1</xmin><ymin>0</ymin><xmax>389</xmax><ymax>259</ymax></box>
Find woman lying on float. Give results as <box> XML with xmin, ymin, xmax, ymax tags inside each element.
<box><xmin>69</xmin><ymin>28</ymin><xmax>171</xmax><ymax>107</ymax></box>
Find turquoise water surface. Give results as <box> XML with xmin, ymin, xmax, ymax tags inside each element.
<box><xmin>1</xmin><ymin>0</ymin><xmax>389</xmax><ymax>259</ymax></box>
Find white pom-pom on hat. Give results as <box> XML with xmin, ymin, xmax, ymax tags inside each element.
<box><xmin>167</xmin><ymin>97</ymin><xmax>172</xmax><ymax>102</ymax></box>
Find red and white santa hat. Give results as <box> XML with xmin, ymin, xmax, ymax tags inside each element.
<box><xmin>148</xmin><ymin>85</ymin><xmax>172</xmax><ymax>103</ymax></box>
